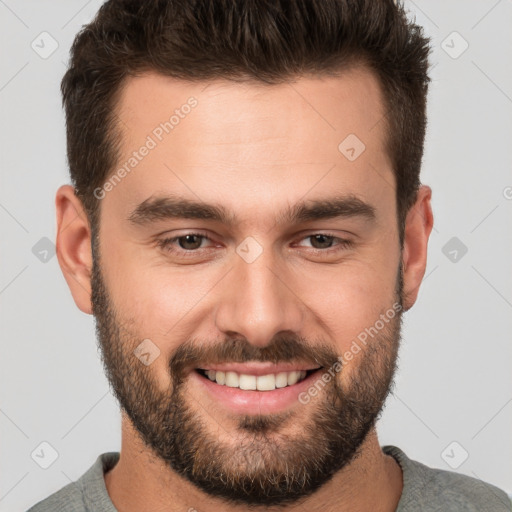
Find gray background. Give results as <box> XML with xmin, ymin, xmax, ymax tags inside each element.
<box><xmin>1</xmin><ymin>1</ymin><xmax>511</xmax><ymax>510</ymax></box>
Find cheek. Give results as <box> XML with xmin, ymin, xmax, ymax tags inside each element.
<box><xmin>99</xmin><ymin>231</ymin><xmax>206</xmax><ymax>330</ymax></box>
<box><xmin>295</xmin><ymin>256</ymin><xmax>399</xmax><ymax>350</ymax></box>
<box><xmin>108</xmin><ymin>268</ymin><xmax>213</xmax><ymax>339</ymax></box>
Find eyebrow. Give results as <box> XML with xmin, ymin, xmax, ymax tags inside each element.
<box><xmin>128</xmin><ymin>193</ymin><xmax>376</xmax><ymax>227</ymax></box>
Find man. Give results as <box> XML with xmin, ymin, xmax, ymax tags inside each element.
<box><xmin>29</xmin><ymin>0</ymin><xmax>511</xmax><ymax>511</ymax></box>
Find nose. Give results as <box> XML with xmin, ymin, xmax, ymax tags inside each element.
<box><xmin>214</xmin><ymin>249</ymin><xmax>305</xmax><ymax>348</ymax></box>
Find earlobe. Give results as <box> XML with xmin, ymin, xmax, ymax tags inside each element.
<box><xmin>55</xmin><ymin>185</ymin><xmax>94</xmax><ymax>314</ymax></box>
<box><xmin>401</xmin><ymin>185</ymin><xmax>434</xmax><ymax>311</ymax></box>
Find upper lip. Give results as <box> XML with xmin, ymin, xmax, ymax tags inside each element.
<box><xmin>196</xmin><ymin>362</ymin><xmax>322</xmax><ymax>376</ymax></box>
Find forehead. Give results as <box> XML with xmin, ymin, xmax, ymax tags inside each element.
<box><xmin>116</xmin><ymin>66</ymin><xmax>388</xmax><ymax>146</ymax></box>
<box><xmin>107</xmin><ymin>67</ymin><xmax>394</xmax><ymax>225</ymax></box>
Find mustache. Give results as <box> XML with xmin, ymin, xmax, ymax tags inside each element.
<box><xmin>169</xmin><ymin>334</ymin><xmax>340</xmax><ymax>382</ymax></box>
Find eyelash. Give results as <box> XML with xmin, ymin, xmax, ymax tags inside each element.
<box><xmin>156</xmin><ymin>231</ymin><xmax>354</xmax><ymax>258</ymax></box>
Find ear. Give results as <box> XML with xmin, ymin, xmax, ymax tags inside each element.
<box><xmin>55</xmin><ymin>185</ymin><xmax>94</xmax><ymax>314</ymax></box>
<box><xmin>401</xmin><ymin>185</ymin><xmax>434</xmax><ymax>311</ymax></box>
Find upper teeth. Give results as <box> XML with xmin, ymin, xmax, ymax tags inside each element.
<box><xmin>203</xmin><ymin>370</ymin><xmax>308</xmax><ymax>391</ymax></box>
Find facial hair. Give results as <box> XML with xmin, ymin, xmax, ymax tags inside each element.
<box><xmin>91</xmin><ymin>239</ymin><xmax>403</xmax><ymax>507</ymax></box>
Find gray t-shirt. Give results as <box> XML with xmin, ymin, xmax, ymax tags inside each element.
<box><xmin>27</xmin><ymin>445</ymin><xmax>511</xmax><ymax>511</ymax></box>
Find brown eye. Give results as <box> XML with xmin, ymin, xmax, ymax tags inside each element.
<box><xmin>157</xmin><ymin>232</ymin><xmax>212</xmax><ymax>256</ymax></box>
<box><xmin>309</xmin><ymin>234</ymin><xmax>336</xmax><ymax>249</ymax></box>
<box><xmin>176</xmin><ymin>234</ymin><xmax>204</xmax><ymax>250</ymax></box>
<box><xmin>296</xmin><ymin>233</ymin><xmax>354</xmax><ymax>255</ymax></box>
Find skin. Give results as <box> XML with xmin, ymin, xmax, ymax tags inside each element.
<box><xmin>55</xmin><ymin>66</ymin><xmax>433</xmax><ymax>511</ymax></box>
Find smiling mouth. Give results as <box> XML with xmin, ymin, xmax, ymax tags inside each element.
<box><xmin>195</xmin><ymin>368</ymin><xmax>320</xmax><ymax>391</ymax></box>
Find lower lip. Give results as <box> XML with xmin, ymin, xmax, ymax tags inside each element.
<box><xmin>191</xmin><ymin>369</ymin><xmax>323</xmax><ymax>415</ymax></box>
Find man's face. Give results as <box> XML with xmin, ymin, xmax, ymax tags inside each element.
<box><xmin>92</xmin><ymin>68</ymin><xmax>404</xmax><ymax>505</ymax></box>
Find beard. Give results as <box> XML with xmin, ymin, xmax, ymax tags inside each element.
<box><xmin>91</xmin><ymin>239</ymin><xmax>403</xmax><ymax>507</ymax></box>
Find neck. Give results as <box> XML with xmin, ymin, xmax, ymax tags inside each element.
<box><xmin>104</xmin><ymin>416</ymin><xmax>403</xmax><ymax>512</ymax></box>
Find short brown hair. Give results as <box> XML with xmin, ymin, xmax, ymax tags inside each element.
<box><xmin>61</xmin><ymin>0</ymin><xmax>431</xmax><ymax>243</ymax></box>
